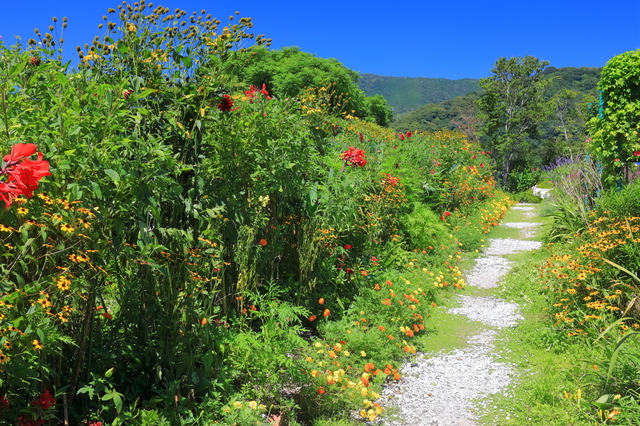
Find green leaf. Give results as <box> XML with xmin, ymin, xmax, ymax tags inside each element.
<box><xmin>181</xmin><ymin>56</ymin><xmax>193</xmax><ymax>69</ymax></box>
<box><xmin>105</xmin><ymin>169</ymin><xmax>120</xmax><ymax>183</ymax></box>
<box><xmin>8</xmin><ymin>60</ymin><xmax>27</xmax><ymax>77</ymax></box>
<box><xmin>56</xmin><ymin>72</ymin><xmax>69</xmax><ymax>86</ymax></box>
<box><xmin>117</xmin><ymin>41</ymin><xmax>129</xmax><ymax>54</ymax></box>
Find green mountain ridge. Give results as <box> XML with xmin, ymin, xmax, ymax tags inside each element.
<box><xmin>358</xmin><ymin>73</ymin><xmax>480</xmax><ymax>116</ymax></box>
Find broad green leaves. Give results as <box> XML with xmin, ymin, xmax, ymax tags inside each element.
<box><xmin>588</xmin><ymin>49</ymin><xmax>640</xmax><ymax>186</ymax></box>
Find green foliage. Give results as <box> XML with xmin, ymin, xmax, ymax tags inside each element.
<box><xmin>399</xmin><ymin>203</ymin><xmax>449</xmax><ymax>250</ymax></box>
<box><xmin>478</xmin><ymin>55</ymin><xmax>551</xmax><ymax>187</ymax></box>
<box><xmin>542</xmin><ymin>157</ymin><xmax>602</xmax><ymax>242</ymax></box>
<box><xmin>359</xmin><ymin>73</ymin><xmax>480</xmax><ymax>116</ymax></box>
<box><xmin>226</xmin><ymin>46</ymin><xmax>392</xmax><ymax>126</ymax></box>
<box><xmin>0</xmin><ymin>4</ymin><xmax>514</xmax><ymax>425</ymax></box>
<box><xmin>595</xmin><ymin>171</ymin><xmax>640</xmax><ymax>217</ymax></box>
<box><xmin>588</xmin><ymin>49</ymin><xmax>640</xmax><ymax>187</ymax></box>
<box><xmin>391</xmin><ymin>92</ymin><xmax>481</xmax><ymax>134</ymax></box>
<box><xmin>510</xmin><ymin>190</ymin><xmax>543</xmax><ymax>203</ymax></box>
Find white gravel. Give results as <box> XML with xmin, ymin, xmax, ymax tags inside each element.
<box><xmin>375</xmin><ymin>205</ymin><xmax>542</xmax><ymax>426</ymax></box>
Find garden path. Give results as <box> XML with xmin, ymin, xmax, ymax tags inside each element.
<box><xmin>375</xmin><ymin>204</ymin><xmax>543</xmax><ymax>426</ymax></box>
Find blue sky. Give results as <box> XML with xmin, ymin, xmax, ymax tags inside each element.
<box><xmin>1</xmin><ymin>0</ymin><xmax>639</xmax><ymax>80</ymax></box>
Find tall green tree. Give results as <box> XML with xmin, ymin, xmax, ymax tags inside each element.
<box><xmin>478</xmin><ymin>55</ymin><xmax>551</xmax><ymax>186</ymax></box>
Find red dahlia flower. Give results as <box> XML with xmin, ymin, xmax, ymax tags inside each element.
<box><xmin>217</xmin><ymin>95</ymin><xmax>239</xmax><ymax>112</ymax></box>
<box><xmin>340</xmin><ymin>146</ymin><xmax>367</xmax><ymax>167</ymax></box>
<box><xmin>31</xmin><ymin>390</ymin><xmax>55</xmax><ymax>409</ymax></box>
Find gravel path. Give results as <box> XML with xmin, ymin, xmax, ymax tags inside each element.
<box><xmin>375</xmin><ymin>205</ymin><xmax>542</xmax><ymax>426</ymax></box>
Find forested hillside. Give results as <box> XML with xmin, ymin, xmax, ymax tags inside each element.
<box><xmin>358</xmin><ymin>73</ymin><xmax>480</xmax><ymax>116</ymax></box>
<box><xmin>391</xmin><ymin>67</ymin><xmax>601</xmax><ymax>180</ymax></box>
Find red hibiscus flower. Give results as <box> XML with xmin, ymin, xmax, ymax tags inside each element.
<box><xmin>340</xmin><ymin>147</ymin><xmax>367</xmax><ymax>167</ymax></box>
<box><xmin>0</xmin><ymin>144</ymin><xmax>51</xmax><ymax>208</ymax></box>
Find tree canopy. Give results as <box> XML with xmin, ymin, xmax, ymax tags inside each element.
<box><xmin>226</xmin><ymin>46</ymin><xmax>392</xmax><ymax>126</ymax></box>
<box><xmin>477</xmin><ymin>55</ymin><xmax>551</xmax><ymax>186</ymax></box>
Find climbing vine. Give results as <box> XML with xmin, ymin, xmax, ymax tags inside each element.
<box><xmin>587</xmin><ymin>49</ymin><xmax>640</xmax><ymax>184</ymax></box>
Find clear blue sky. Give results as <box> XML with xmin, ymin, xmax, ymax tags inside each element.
<box><xmin>1</xmin><ymin>0</ymin><xmax>639</xmax><ymax>80</ymax></box>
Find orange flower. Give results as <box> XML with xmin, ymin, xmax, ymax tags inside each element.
<box><xmin>364</xmin><ymin>362</ymin><xmax>375</xmax><ymax>372</ymax></box>
<box><xmin>385</xmin><ymin>280</ymin><xmax>393</xmax><ymax>286</ymax></box>
<box><xmin>374</xmin><ymin>284</ymin><xmax>381</xmax><ymax>291</ymax></box>
<box><xmin>308</xmin><ymin>315</ymin><xmax>317</xmax><ymax>322</ymax></box>
<box><xmin>317</xmin><ymin>387</ymin><xmax>325</xmax><ymax>395</ymax></box>
<box><xmin>360</xmin><ymin>270</ymin><xmax>368</xmax><ymax>277</ymax></box>
<box><xmin>393</xmin><ymin>372</ymin><xmax>401</xmax><ymax>380</ymax></box>
<box><xmin>318</xmin><ymin>298</ymin><xmax>325</xmax><ymax>305</ymax></box>
<box><xmin>403</xmin><ymin>346</ymin><xmax>411</xmax><ymax>353</ymax></box>
<box><xmin>102</xmin><ymin>312</ymin><xmax>113</xmax><ymax>320</ymax></box>
<box><xmin>378</xmin><ymin>325</ymin><xmax>385</xmax><ymax>331</ymax></box>
<box><xmin>387</xmin><ymin>335</ymin><xmax>394</xmax><ymax>340</ymax></box>
<box><xmin>258</xmin><ymin>239</ymin><xmax>268</xmax><ymax>246</ymax></box>
<box><xmin>200</xmin><ymin>318</ymin><xmax>208</xmax><ymax>325</ymax></box>
<box><xmin>323</xmin><ymin>309</ymin><xmax>330</xmax><ymax>317</ymax></box>
<box><xmin>382</xmin><ymin>299</ymin><xmax>391</xmax><ymax>306</ymax></box>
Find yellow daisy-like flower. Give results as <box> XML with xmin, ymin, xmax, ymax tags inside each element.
<box><xmin>60</xmin><ymin>223</ymin><xmax>75</xmax><ymax>233</ymax></box>
<box><xmin>32</xmin><ymin>340</ymin><xmax>44</xmax><ymax>350</ymax></box>
<box><xmin>360</xmin><ymin>351</ymin><xmax>366</xmax><ymax>357</ymax></box>
<box><xmin>16</xmin><ymin>207</ymin><xmax>29</xmax><ymax>215</ymax></box>
<box><xmin>56</xmin><ymin>276</ymin><xmax>72</xmax><ymax>291</ymax></box>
